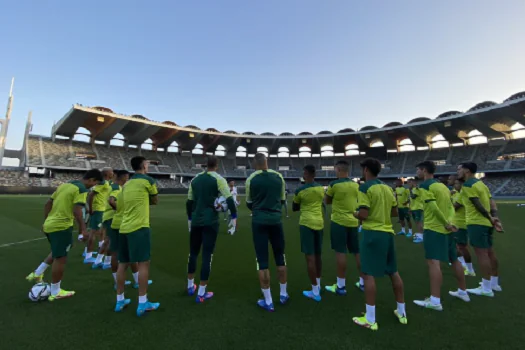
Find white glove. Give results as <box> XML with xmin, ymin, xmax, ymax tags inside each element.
<box><xmin>188</xmin><ymin>220</ymin><xmax>192</xmax><ymax>233</ymax></box>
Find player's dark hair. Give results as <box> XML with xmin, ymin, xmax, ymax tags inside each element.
<box><xmin>335</xmin><ymin>160</ymin><xmax>349</xmax><ymax>172</ymax></box>
<box><xmin>438</xmin><ymin>176</ymin><xmax>448</xmax><ymax>184</ymax></box>
<box><xmin>116</xmin><ymin>170</ymin><xmax>130</xmax><ymax>179</ymax></box>
<box><xmin>304</xmin><ymin>164</ymin><xmax>316</xmax><ymax>176</ymax></box>
<box><xmin>460</xmin><ymin>162</ymin><xmax>477</xmax><ymax>174</ymax></box>
<box><xmin>360</xmin><ymin>158</ymin><xmax>381</xmax><ymax>176</ymax></box>
<box><xmin>83</xmin><ymin>169</ymin><xmax>103</xmax><ymax>182</ymax></box>
<box><xmin>207</xmin><ymin>156</ymin><xmax>219</xmax><ymax>169</ymax></box>
<box><xmin>416</xmin><ymin>160</ymin><xmax>436</xmax><ymax>174</ymax></box>
<box><xmin>130</xmin><ymin>156</ymin><xmax>146</xmax><ymax>171</ymax></box>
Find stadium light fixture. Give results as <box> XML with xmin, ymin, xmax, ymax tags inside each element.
<box><xmin>365</xmin><ymin>134</ymin><xmax>371</xmax><ymax>139</ymax></box>
<box><xmin>189</xmin><ymin>133</ymin><xmax>195</xmax><ymax>138</ymax></box>
<box><xmin>444</xmin><ymin>121</ymin><xmax>452</xmax><ymax>127</ymax></box>
<box><xmin>97</xmin><ymin>116</ymin><xmax>104</xmax><ymax>123</ymax></box>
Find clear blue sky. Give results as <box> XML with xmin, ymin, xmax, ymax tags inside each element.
<box><xmin>1</xmin><ymin>0</ymin><xmax>524</xmax><ymax>153</ymax></box>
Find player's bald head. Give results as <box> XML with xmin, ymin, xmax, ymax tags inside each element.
<box><xmin>102</xmin><ymin>167</ymin><xmax>114</xmax><ymax>179</ymax></box>
<box><xmin>254</xmin><ymin>153</ymin><xmax>268</xmax><ymax>170</ymax></box>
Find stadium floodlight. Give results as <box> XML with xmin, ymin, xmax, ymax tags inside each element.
<box><xmin>189</xmin><ymin>133</ymin><xmax>195</xmax><ymax>138</ymax></box>
<box><xmin>444</xmin><ymin>121</ymin><xmax>452</xmax><ymax>127</ymax></box>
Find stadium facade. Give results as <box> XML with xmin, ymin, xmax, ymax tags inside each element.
<box><xmin>1</xmin><ymin>86</ymin><xmax>525</xmax><ymax>194</ymax></box>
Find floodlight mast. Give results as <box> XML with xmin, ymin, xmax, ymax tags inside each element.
<box><xmin>0</xmin><ymin>78</ymin><xmax>15</xmax><ymax>165</ymax></box>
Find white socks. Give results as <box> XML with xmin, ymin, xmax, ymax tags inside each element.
<box><xmin>409</xmin><ymin>229</ymin><xmax>413</xmax><ymax>234</ymax></box>
<box><xmin>366</xmin><ymin>304</ymin><xmax>376</xmax><ymax>324</ymax></box>
<box><xmin>98</xmin><ymin>241</ymin><xmax>104</xmax><ymax>248</ymax></box>
<box><xmin>188</xmin><ymin>278</ymin><xmax>194</xmax><ymax>288</ymax></box>
<box><xmin>397</xmin><ymin>302</ymin><xmax>406</xmax><ymax>316</ymax></box>
<box><xmin>458</xmin><ymin>256</ymin><xmax>466</xmax><ymax>266</ymax></box>
<box><xmin>104</xmin><ymin>256</ymin><xmax>111</xmax><ymax>264</ymax></box>
<box><xmin>401</xmin><ymin>227</ymin><xmax>406</xmax><ymax>233</ymax></box>
<box><xmin>86</xmin><ymin>252</ymin><xmax>93</xmax><ymax>259</ymax></box>
<box><xmin>316</xmin><ymin>278</ymin><xmax>321</xmax><ymax>288</ymax></box>
<box><xmin>112</xmin><ymin>273</ymin><xmax>117</xmax><ymax>283</ymax></box>
<box><xmin>359</xmin><ymin>277</ymin><xmax>364</xmax><ymax>286</ymax></box>
<box><xmin>262</xmin><ymin>288</ymin><xmax>273</xmax><ymax>305</ymax></box>
<box><xmin>416</xmin><ymin>233</ymin><xmax>423</xmax><ymax>239</ymax></box>
<box><xmin>95</xmin><ymin>254</ymin><xmax>104</xmax><ymax>265</ymax></box>
<box><xmin>482</xmin><ymin>278</ymin><xmax>491</xmax><ymax>292</ymax></box>
<box><xmin>51</xmin><ymin>281</ymin><xmax>61</xmax><ymax>296</ymax></box>
<box><xmin>84</xmin><ymin>247</ymin><xmax>87</xmax><ymax>254</ymax></box>
<box><xmin>117</xmin><ymin>293</ymin><xmax>125</xmax><ymax>302</ymax></box>
<box><xmin>312</xmin><ymin>284</ymin><xmax>320</xmax><ymax>296</ymax></box>
<box><xmin>280</xmin><ymin>283</ymin><xmax>287</xmax><ymax>296</ymax></box>
<box><xmin>139</xmin><ymin>294</ymin><xmax>147</xmax><ymax>304</ymax></box>
<box><xmin>466</xmin><ymin>263</ymin><xmax>474</xmax><ymax>273</ymax></box>
<box><xmin>133</xmin><ymin>272</ymin><xmax>139</xmax><ymax>284</ymax></box>
<box><xmin>198</xmin><ymin>285</ymin><xmax>206</xmax><ymax>297</ymax></box>
<box><xmin>457</xmin><ymin>288</ymin><xmax>467</xmax><ymax>295</ymax></box>
<box><xmin>430</xmin><ymin>295</ymin><xmax>441</xmax><ymax>305</ymax></box>
<box><xmin>490</xmin><ymin>276</ymin><xmax>499</xmax><ymax>288</ymax></box>
<box><xmin>337</xmin><ymin>277</ymin><xmax>345</xmax><ymax>289</ymax></box>
<box><xmin>35</xmin><ymin>262</ymin><xmax>49</xmax><ymax>276</ymax></box>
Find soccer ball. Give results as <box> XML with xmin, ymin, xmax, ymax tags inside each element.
<box><xmin>29</xmin><ymin>283</ymin><xmax>51</xmax><ymax>302</ymax></box>
<box><xmin>214</xmin><ymin>197</ymin><xmax>228</xmax><ymax>212</ymax></box>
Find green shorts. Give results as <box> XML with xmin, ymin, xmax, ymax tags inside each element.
<box><xmin>411</xmin><ymin>209</ymin><xmax>423</xmax><ymax>222</ymax></box>
<box><xmin>300</xmin><ymin>225</ymin><xmax>323</xmax><ymax>255</ymax></box>
<box><xmin>107</xmin><ymin>224</ymin><xmax>119</xmax><ymax>253</ymax></box>
<box><xmin>330</xmin><ymin>221</ymin><xmax>359</xmax><ymax>254</ymax></box>
<box><xmin>398</xmin><ymin>208</ymin><xmax>410</xmax><ymax>221</ymax></box>
<box><xmin>252</xmin><ymin>222</ymin><xmax>286</xmax><ymax>270</ymax></box>
<box><xmin>45</xmin><ymin>227</ymin><xmax>73</xmax><ymax>258</ymax></box>
<box><xmin>360</xmin><ymin>229</ymin><xmax>397</xmax><ymax>277</ymax></box>
<box><xmin>423</xmin><ymin>230</ymin><xmax>457</xmax><ymax>262</ymax></box>
<box><xmin>89</xmin><ymin>211</ymin><xmax>104</xmax><ymax>230</ymax></box>
<box><xmin>467</xmin><ymin>225</ymin><xmax>493</xmax><ymax>248</ymax></box>
<box><xmin>103</xmin><ymin>219</ymin><xmax>112</xmax><ymax>230</ymax></box>
<box><xmin>453</xmin><ymin>228</ymin><xmax>468</xmax><ymax>246</ymax></box>
<box><xmin>118</xmin><ymin>228</ymin><xmax>151</xmax><ymax>263</ymax></box>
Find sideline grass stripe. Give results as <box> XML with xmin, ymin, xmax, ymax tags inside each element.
<box><xmin>0</xmin><ymin>237</ymin><xmax>46</xmax><ymax>248</ymax></box>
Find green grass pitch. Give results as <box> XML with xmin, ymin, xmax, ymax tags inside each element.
<box><xmin>1</xmin><ymin>195</ymin><xmax>524</xmax><ymax>349</ymax></box>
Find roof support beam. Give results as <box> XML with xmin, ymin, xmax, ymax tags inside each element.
<box><xmin>406</xmin><ymin>127</ymin><xmax>429</xmax><ymax>147</ymax></box>
<box><xmin>465</xmin><ymin>115</ymin><xmax>505</xmax><ymax>139</ymax></box>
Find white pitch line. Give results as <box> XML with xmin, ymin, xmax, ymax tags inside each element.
<box><xmin>0</xmin><ymin>237</ymin><xmax>46</xmax><ymax>248</ymax></box>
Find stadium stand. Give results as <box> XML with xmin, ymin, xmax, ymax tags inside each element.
<box><xmin>15</xmin><ymin>134</ymin><xmax>525</xmax><ymax>193</ymax></box>
<box><xmin>2</xmin><ymin>92</ymin><xmax>525</xmax><ymax>194</ymax></box>
<box><xmin>94</xmin><ymin>145</ymin><xmax>127</xmax><ymax>170</ymax></box>
<box><xmin>0</xmin><ymin>170</ymin><xmax>34</xmax><ymax>187</ymax></box>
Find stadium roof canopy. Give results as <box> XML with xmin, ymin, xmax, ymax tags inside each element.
<box><xmin>50</xmin><ymin>92</ymin><xmax>525</xmax><ymax>154</ymax></box>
